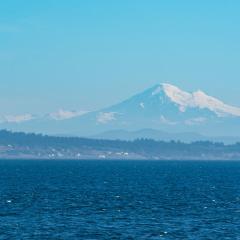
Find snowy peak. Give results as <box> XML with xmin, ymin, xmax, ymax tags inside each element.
<box><xmin>150</xmin><ymin>83</ymin><xmax>240</xmax><ymax>117</ymax></box>
<box><xmin>0</xmin><ymin>82</ymin><xmax>240</xmax><ymax>137</ymax></box>
<box><xmin>192</xmin><ymin>90</ymin><xmax>240</xmax><ymax>117</ymax></box>
<box><xmin>161</xmin><ymin>83</ymin><xmax>192</xmax><ymax>111</ymax></box>
<box><xmin>49</xmin><ymin>109</ymin><xmax>88</xmax><ymax>120</ymax></box>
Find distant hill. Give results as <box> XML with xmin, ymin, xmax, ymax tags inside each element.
<box><xmin>93</xmin><ymin>129</ymin><xmax>204</xmax><ymax>142</ymax></box>
<box><xmin>92</xmin><ymin>129</ymin><xmax>240</xmax><ymax>144</ymax></box>
<box><xmin>0</xmin><ymin>130</ymin><xmax>240</xmax><ymax>160</ymax></box>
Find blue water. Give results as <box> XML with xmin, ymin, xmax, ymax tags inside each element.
<box><xmin>0</xmin><ymin>160</ymin><xmax>240</xmax><ymax>239</ymax></box>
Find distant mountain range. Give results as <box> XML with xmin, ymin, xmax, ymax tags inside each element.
<box><xmin>92</xmin><ymin>129</ymin><xmax>240</xmax><ymax>144</ymax></box>
<box><xmin>1</xmin><ymin>83</ymin><xmax>240</xmax><ymax>142</ymax></box>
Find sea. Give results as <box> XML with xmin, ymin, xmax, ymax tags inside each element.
<box><xmin>0</xmin><ymin>160</ymin><xmax>239</xmax><ymax>239</ymax></box>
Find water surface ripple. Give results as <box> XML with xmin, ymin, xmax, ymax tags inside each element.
<box><xmin>0</xmin><ymin>160</ymin><xmax>239</xmax><ymax>239</ymax></box>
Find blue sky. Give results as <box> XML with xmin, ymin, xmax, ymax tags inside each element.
<box><xmin>0</xmin><ymin>0</ymin><xmax>240</xmax><ymax>115</ymax></box>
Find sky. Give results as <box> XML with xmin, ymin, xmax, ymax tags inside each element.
<box><xmin>0</xmin><ymin>0</ymin><xmax>240</xmax><ymax>115</ymax></box>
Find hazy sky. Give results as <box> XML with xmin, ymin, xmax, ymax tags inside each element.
<box><xmin>1</xmin><ymin>0</ymin><xmax>240</xmax><ymax>115</ymax></box>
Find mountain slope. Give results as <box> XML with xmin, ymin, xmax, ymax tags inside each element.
<box><xmin>1</xmin><ymin>83</ymin><xmax>240</xmax><ymax>138</ymax></box>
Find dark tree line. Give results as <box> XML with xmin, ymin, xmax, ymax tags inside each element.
<box><xmin>0</xmin><ymin>130</ymin><xmax>239</xmax><ymax>157</ymax></box>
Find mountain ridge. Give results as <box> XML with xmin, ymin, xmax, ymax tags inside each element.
<box><xmin>92</xmin><ymin>129</ymin><xmax>240</xmax><ymax>144</ymax></box>
<box><xmin>1</xmin><ymin>83</ymin><xmax>240</xmax><ymax>138</ymax></box>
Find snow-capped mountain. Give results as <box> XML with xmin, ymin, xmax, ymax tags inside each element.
<box><xmin>104</xmin><ymin>83</ymin><xmax>240</xmax><ymax>119</ymax></box>
<box><xmin>1</xmin><ymin>83</ymin><xmax>240</xmax><ymax>139</ymax></box>
<box><xmin>155</xmin><ymin>84</ymin><xmax>240</xmax><ymax>117</ymax></box>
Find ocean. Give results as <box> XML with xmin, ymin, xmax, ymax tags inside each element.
<box><xmin>0</xmin><ymin>160</ymin><xmax>239</xmax><ymax>239</ymax></box>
